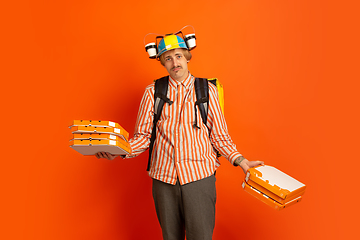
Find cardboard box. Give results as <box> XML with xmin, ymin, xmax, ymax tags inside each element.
<box><xmin>70</xmin><ymin>125</ymin><xmax>128</xmax><ymax>141</ymax></box>
<box><xmin>69</xmin><ymin>120</ymin><xmax>129</xmax><ymax>141</ymax></box>
<box><xmin>72</xmin><ymin>133</ymin><xmax>125</xmax><ymax>142</ymax></box>
<box><xmin>69</xmin><ymin>139</ymin><xmax>131</xmax><ymax>156</ymax></box>
<box><xmin>243</xmin><ymin>165</ymin><xmax>306</xmax><ymax>210</ymax></box>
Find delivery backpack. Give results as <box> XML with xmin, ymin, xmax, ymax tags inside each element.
<box><xmin>147</xmin><ymin>76</ymin><xmax>224</xmax><ymax>171</ymax></box>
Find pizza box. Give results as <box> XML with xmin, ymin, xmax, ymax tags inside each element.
<box><xmin>243</xmin><ymin>165</ymin><xmax>306</xmax><ymax>209</ymax></box>
<box><xmin>69</xmin><ymin>139</ymin><xmax>131</xmax><ymax>156</ymax></box>
<box><xmin>69</xmin><ymin>120</ymin><xmax>129</xmax><ymax>140</ymax></box>
<box><xmin>72</xmin><ymin>133</ymin><xmax>125</xmax><ymax>142</ymax></box>
<box><xmin>70</xmin><ymin>125</ymin><xmax>128</xmax><ymax>141</ymax></box>
<box><xmin>242</xmin><ymin>181</ymin><xmax>302</xmax><ymax>210</ymax></box>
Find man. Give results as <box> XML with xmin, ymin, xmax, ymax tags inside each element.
<box><xmin>96</xmin><ymin>34</ymin><xmax>264</xmax><ymax>240</ymax></box>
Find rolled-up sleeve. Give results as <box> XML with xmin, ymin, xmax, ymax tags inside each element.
<box><xmin>126</xmin><ymin>84</ymin><xmax>155</xmax><ymax>158</ymax></box>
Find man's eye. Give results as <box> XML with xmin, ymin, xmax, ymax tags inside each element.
<box><xmin>177</xmin><ymin>55</ymin><xmax>182</xmax><ymax>59</ymax></box>
<box><xmin>166</xmin><ymin>58</ymin><xmax>171</xmax><ymax>61</ymax></box>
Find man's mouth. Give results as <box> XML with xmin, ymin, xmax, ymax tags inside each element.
<box><xmin>172</xmin><ymin>66</ymin><xmax>182</xmax><ymax>71</ymax></box>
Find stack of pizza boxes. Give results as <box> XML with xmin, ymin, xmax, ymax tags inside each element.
<box><xmin>242</xmin><ymin>165</ymin><xmax>306</xmax><ymax>210</ymax></box>
<box><xmin>69</xmin><ymin>120</ymin><xmax>131</xmax><ymax>156</ymax></box>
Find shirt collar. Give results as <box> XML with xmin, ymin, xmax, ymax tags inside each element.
<box><xmin>168</xmin><ymin>72</ymin><xmax>194</xmax><ymax>90</ymax></box>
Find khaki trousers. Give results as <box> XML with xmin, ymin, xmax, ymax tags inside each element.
<box><xmin>152</xmin><ymin>175</ymin><xmax>216</xmax><ymax>240</ymax></box>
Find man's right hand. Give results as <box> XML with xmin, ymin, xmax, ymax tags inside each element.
<box><xmin>95</xmin><ymin>152</ymin><xmax>119</xmax><ymax>160</ymax></box>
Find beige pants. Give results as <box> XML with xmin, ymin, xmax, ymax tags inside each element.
<box><xmin>152</xmin><ymin>175</ymin><xmax>216</xmax><ymax>240</ymax></box>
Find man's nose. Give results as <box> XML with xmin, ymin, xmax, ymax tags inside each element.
<box><xmin>173</xmin><ymin>57</ymin><xmax>180</xmax><ymax>66</ymax></box>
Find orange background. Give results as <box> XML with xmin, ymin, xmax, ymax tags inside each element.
<box><xmin>1</xmin><ymin>1</ymin><xmax>359</xmax><ymax>239</ymax></box>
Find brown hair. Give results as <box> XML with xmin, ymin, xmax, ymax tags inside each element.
<box><xmin>159</xmin><ymin>48</ymin><xmax>192</xmax><ymax>66</ymax></box>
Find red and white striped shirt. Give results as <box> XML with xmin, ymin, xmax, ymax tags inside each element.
<box><xmin>128</xmin><ymin>73</ymin><xmax>242</xmax><ymax>185</ymax></box>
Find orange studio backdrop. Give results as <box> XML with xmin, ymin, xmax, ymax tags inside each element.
<box><xmin>1</xmin><ymin>0</ymin><xmax>359</xmax><ymax>240</ymax></box>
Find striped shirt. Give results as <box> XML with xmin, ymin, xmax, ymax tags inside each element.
<box><xmin>128</xmin><ymin>73</ymin><xmax>242</xmax><ymax>185</ymax></box>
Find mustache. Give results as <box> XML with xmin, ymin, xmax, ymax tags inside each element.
<box><xmin>171</xmin><ymin>65</ymin><xmax>182</xmax><ymax>70</ymax></box>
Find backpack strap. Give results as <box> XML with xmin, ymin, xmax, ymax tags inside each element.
<box><xmin>147</xmin><ymin>76</ymin><xmax>173</xmax><ymax>171</ymax></box>
<box><xmin>193</xmin><ymin>78</ymin><xmax>209</xmax><ymax>129</ymax></box>
<box><xmin>194</xmin><ymin>78</ymin><xmax>221</xmax><ymax>158</ymax></box>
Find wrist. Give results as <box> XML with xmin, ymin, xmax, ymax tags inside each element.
<box><xmin>235</xmin><ymin>156</ymin><xmax>247</xmax><ymax>166</ymax></box>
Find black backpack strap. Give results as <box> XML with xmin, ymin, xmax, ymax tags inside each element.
<box><xmin>147</xmin><ymin>76</ymin><xmax>173</xmax><ymax>171</ymax></box>
<box><xmin>193</xmin><ymin>78</ymin><xmax>209</xmax><ymax>129</ymax></box>
<box><xmin>194</xmin><ymin>78</ymin><xmax>221</xmax><ymax>158</ymax></box>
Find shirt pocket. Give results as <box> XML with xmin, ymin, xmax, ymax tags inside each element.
<box><xmin>182</xmin><ymin>101</ymin><xmax>196</xmax><ymax>124</ymax></box>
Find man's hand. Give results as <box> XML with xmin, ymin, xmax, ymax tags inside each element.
<box><xmin>235</xmin><ymin>156</ymin><xmax>264</xmax><ymax>174</ymax></box>
<box><xmin>95</xmin><ymin>152</ymin><xmax>120</xmax><ymax>160</ymax></box>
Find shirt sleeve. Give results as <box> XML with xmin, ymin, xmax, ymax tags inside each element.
<box><xmin>126</xmin><ymin>84</ymin><xmax>155</xmax><ymax>158</ymax></box>
<box><xmin>207</xmin><ymin>83</ymin><xmax>243</xmax><ymax>165</ymax></box>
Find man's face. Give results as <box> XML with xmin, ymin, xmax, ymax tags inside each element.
<box><xmin>162</xmin><ymin>49</ymin><xmax>189</xmax><ymax>82</ymax></box>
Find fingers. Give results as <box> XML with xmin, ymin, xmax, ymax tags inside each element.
<box><xmin>257</xmin><ymin>161</ymin><xmax>265</xmax><ymax>166</ymax></box>
<box><xmin>251</xmin><ymin>160</ymin><xmax>264</xmax><ymax>167</ymax></box>
<box><xmin>96</xmin><ymin>152</ymin><xmax>107</xmax><ymax>159</ymax></box>
<box><xmin>240</xmin><ymin>160</ymin><xmax>265</xmax><ymax>174</ymax></box>
<box><xmin>245</xmin><ymin>160</ymin><xmax>265</xmax><ymax>170</ymax></box>
<box><xmin>95</xmin><ymin>152</ymin><xmax>117</xmax><ymax>160</ymax></box>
